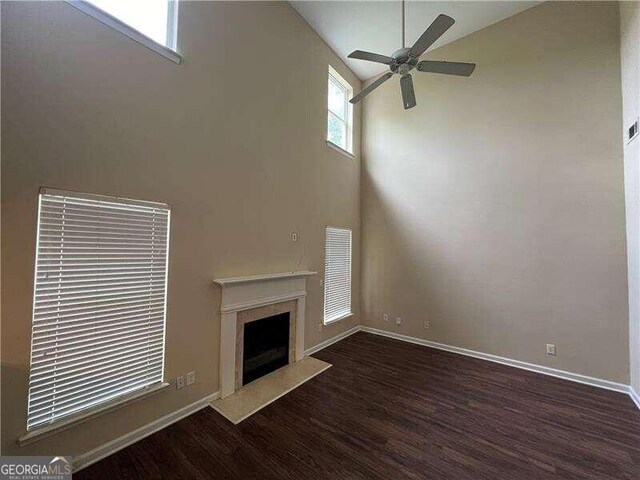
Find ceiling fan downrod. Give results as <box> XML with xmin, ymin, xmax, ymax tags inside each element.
<box><xmin>401</xmin><ymin>0</ymin><xmax>405</xmax><ymax>49</ymax></box>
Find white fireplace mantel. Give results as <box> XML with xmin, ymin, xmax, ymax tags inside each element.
<box><xmin>213</xmin><ymin>270</ymin><xmax>318</xmax><ymax>288</ymax></box>
<box><xmin>213</xmin><ymin>271</ymin><xmax>317</xmax><ymax>398</ymax></box>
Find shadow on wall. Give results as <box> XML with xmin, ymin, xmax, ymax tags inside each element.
<box><xmin>360</xmin><ymin>1</ymin><xmax>628</xmax><ymax>383</ymax></box>
<box><xmin>361</xmin><ymin>166</ymin><xmax>523</xmax><ymax>351</ymax></box>
<box><xmin>1</xmin><ymin>363</ymin><xmax>30</xmax><ymax>452</ymax></box>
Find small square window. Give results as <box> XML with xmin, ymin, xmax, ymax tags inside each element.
<box><xmin>327</xmin><ymin>66</ymin><xmax>354</xmax><ymax>155</ymax></box>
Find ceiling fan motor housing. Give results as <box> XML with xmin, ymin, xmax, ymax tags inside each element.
<box><xmin>391</xmin><ymin>48</ymin><xmax>418</xmax><ymax>75</ymax></box>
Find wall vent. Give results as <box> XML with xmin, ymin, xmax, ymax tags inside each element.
<box><xmin>628</xmin><ymin>119</ymin><xmax>639</xmax><ymax>144</ymax></box>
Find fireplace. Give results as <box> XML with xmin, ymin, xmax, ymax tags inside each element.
<box><xmin>242</xmin><ymin>312</ymin><xmax>290</xmax><ymax>385</ymax></box>
<box><xmin>213</xmin><ymin>270</ymin><xmax>317</xmax><ymax>398</ymax></box>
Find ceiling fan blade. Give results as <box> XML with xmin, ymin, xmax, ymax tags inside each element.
<box><xmin>347</xmin><ymin>50</ymin><xmax>394</xmax><ymax>65</ymax></box>
<box><xmin>417</xmin><ymin>60</ymin><xmax>476</xmax><ymax>76</ymax></box>
<box><xmin>400</xmin><ymin>74</ymin><xmax>416</xmax><ymax>110</ymax></box>
<box><xmin>408</xmin><ymin>14</ymin><xmax>455</xmax><ymax>59</ymax></box>
<box><xmin>350</xmin><ymin>72</ymin><xmax>394</xmax><ymax>104</ymax></box>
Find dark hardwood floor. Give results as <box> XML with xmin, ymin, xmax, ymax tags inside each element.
<box><xmin>76</xmin><ymin>332</ymin><xmax>640</xmax><ymax>479</ymax></box>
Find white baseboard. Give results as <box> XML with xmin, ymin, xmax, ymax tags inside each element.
<box><xmin>72</xmin><ymin>326</ymin><xmax>640</xmax><ymax>472</ymax></box>
<box><xmin>360</xmin><ymin>326</ymin><xmax>630</xmax><ymax>394</ymax></box>
<box><xmin>74</xmin><ymin>325</ymin><xmax>360</xmax><ymax>472</ymax></box>
<box><xmin>629</xmin><ymin>386</ymin><xmax>640</xmax><ymax>410</ymax></box>
<box><xmin>304</xmin><ymin>325</ymin><xmax>361</xmax><ymax>356</ymax></box>
<box><xmin>73</xmin><ymin>391</ymin><xmax>220</xmax><ymax>472</ymax></box>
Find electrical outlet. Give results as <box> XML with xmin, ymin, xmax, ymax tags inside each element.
<box><xmin>383</xmin><ymin>313</ymin><xmax>389</xmax><ymax>322</ymax></box>
<box><xmin>176</xmin><ymin>375</ymin><xmax>185</xmax><ymax>390</ymax></box>
<box><xmin>546</xmin><ymin>343</ymin><xmax>556</xmax><ymax>356</ymax></box>
<box><xmin>318</xmin><ymin>323</ymin><xmax>323</xmax><ymax>332</ymax></box>
<box><xmin>396</xmin><ymin>316</ymin><xmax>402</xmax><ymax>326</ymax></box>
<box><xmin>291</xmin><ymin>232</ymin><xmax>298</xmax><ymax>242</ymax></box>
<box><xmin>424</xmin><ymin>321</ymin><xmax>430</xmax><ymax>329</ymax></box>
<box><xmin>187</xmin><ymin>371</ymin><xmax>196</xmax><ymax>386</ymax></box>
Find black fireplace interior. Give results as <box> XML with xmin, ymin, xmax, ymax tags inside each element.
<box><xmin>242</xmin><ymin>312</ymin><xmax>290</xmax><ymax>385</ymax></box>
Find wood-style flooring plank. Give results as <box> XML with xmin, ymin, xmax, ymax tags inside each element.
<box><xmin>76</xmin><ymin>332</ymin><xmax>640</xmax><ymax>479</ymax></box>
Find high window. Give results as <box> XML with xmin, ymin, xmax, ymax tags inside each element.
<box><xmin>327</xmin><ymin>66</ymin><xmax>354</xmax><ymax>155</ymax></box>
<box><xmin>26</xmin><ymin>189</ymin><xmax>171</xmax><ymax>432</ymax></box>
<box><xmin>69</xmin><ymin>0</ymin><xmax>180</xmax><ymax>63</ymax></box>
<box><xmin>323</xmin><ymin>227</ymin><xmax>352</xmax><ymax>324</ymax></box>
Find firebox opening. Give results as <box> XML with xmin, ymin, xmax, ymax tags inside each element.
<box><xmin>242</xmin><ymin>312</ymin><xmax>290</xmax><ymax>385</ymax></box>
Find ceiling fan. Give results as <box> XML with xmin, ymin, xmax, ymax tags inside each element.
<box><xmin>348</xmin><ymin>2</ymin><xmax>476</xmax><ymax>110</ymax></box>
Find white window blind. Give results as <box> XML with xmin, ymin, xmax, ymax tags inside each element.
<box><xmin>323</xmin><ymin>227</ymin><xmax>352</xmax><ymax>324</ymax></box>
<box><xmin>26</xmin><ymin>188</ymin><xmax>171</xmax><ymax>431</ymax></box>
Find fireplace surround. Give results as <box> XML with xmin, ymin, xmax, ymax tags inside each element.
<box><xmin>213</xmin><ymin>271</ymin><xmax>317</xmax><ymax>398</ymax></box>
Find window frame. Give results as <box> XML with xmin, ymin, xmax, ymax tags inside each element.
<box><xmin>323</xmin><ymin>226</ymin><xmax>353</xmax><ymax>325</ymax></box>
<box><xmin>66</xmin><ymin>0</ymin><xmax>182</xmax><ymax>64</ymax></box>
<box><xmin>20</xmin><ymin>188</ymin><xmax>172</xmax><ymax>444</ymax></box>
<box><xmin>327</xmin><ymin>66</ymin><xmax>354</xmax><ymax>157</ymax></box>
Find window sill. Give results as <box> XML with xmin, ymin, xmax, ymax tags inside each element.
<box><xmin>66</xmin><ymin>1</ymin><xmax>182</xmax><ymax>65</ymax></box>
<box><xmin>18</xmin><ymin>382</ymin><xmax>170</xmax><ymax>446</ymax></box>
<box><xmin>326</xmin><ymin>141</ymin><xmax>356</xmax><ymax>160</ymax></box>
<box><xmin>324</xmin><ymin>312</ymin><xmax>353</xmax><ymax>326</ymax></box>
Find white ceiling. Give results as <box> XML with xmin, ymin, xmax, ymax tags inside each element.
<box><xmin>290</xmin><ymin>1</ymin><xmax>540</xmax><ymax>80</ymax></box>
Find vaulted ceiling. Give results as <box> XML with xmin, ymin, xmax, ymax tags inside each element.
<box><xmin>290</xmin><ymin>1</ymin><xmax>541</xmax><ymax>80</ymax></box>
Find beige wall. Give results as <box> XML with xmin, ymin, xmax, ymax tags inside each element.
<box><xmin>1</xmin><ymin>1</ymin><xmax>361</xmax><ymax>455</ymax></box>
<box><xmin>620</xmin><ymin>0</ymin><xmax>640</xmax><ymax>394</ymax></box>
<box><xmin>361</xmin><ymin>1</ymin><xmax>629</xmax><ymax>383</ymax></box>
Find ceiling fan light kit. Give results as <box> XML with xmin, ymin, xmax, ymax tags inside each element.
<box><xmin>348</xmin><ymin>2</ymin><xmax>476</xmax><ymax>110</ymax></box>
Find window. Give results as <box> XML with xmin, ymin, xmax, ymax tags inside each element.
<box><xmin>26</xmin><ymin>189</ymin><xmax>171</xmax><ymax>432</ymax></box>
<box><xmin>68</xmin><ymin>0</ymin><xmax>181</xmax><ymax>63</ymax></box>
<box><xmin>327</xmin><ymin>66</ymin><xmax>354</xmax><ymax>155</ymax></box>
<box><xmin>323</xmin><ymin>227</ymin><xmax>352</xmax><ymax>324</ymax></box>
